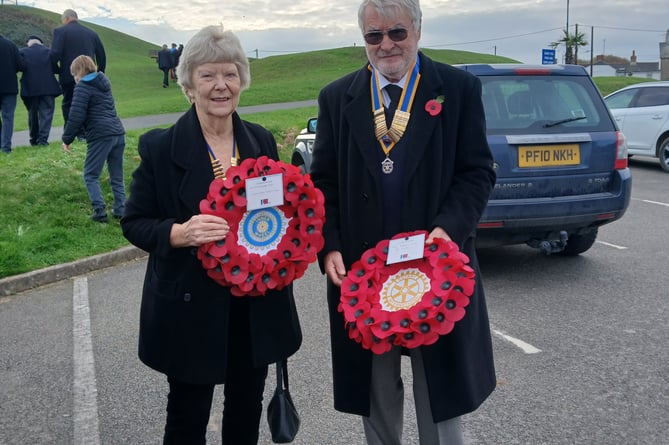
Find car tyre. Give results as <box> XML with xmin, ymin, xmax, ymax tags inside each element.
<box><xmin>657</xmin><ymin>135</ymin><xmax>669</xmax><ymax>173</ymax></box>
<box><xmin>557</xmin><ymin>228</ymin><xmax>598</xmax><ymax>256</ymax></box>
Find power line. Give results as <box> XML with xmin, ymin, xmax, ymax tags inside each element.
<box><xmin>423</xmin><ymin>27</ymin><xmax>563</xmax><ymax>49</ymax></box>
<box><xmin>422</xmin><ymin>25</ymin><xmax>667</xmax><ymax>50</ymax></box>
<box><xmin>579</xmin><ymin>24</ymin><xmax>666</xmax><ymax>33</ymax></box>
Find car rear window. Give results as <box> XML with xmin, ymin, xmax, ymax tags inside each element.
<box><xmin>479</xmin><ymin>76</ymin><xmax>613</xmax><ymax>135</ymax></box>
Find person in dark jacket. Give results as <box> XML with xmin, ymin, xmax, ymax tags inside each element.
<box><xmin>51</xmin><ymin>9</ymin><xmax>106</xmax><ymax>129</ymax></box>
<box><xmin>62</xmin><ymin>55</ymin><xmax>125</xmax><ymax>223</ymax></box>
<box><xmin>121</xmin><ymin>25</ymin><xmax>302</xmax><ymax>445</ymax></box>
<box><xmin>19</xmin><ymin>35</ymin><xmax>62</xmax><ymax>146</ymax></box>
<box><xmin>309</xmin><ymin>0</ymin><xmax>496</xmax><ymax>443</ymax></box>
<box><xmin>0</xmin><ymin>34</ymin><xmax>23</xmax><ymax>153</ymax></box>
<box><xmin>157</xmin><ymin>44</ymin><xmax>171</xmax><ymax>88</ymax></box>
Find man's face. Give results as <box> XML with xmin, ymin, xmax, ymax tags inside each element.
<box><xmin>362</xmin><ymin>4</ymin><xmax>420</xmax><ymax>83</ymax></box>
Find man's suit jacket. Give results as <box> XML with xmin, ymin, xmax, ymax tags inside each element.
<box><xmin>121</xmin><ymin>107</ymin><xmax>302</xmax><ymax>384</ymax></box>
<box><xmin>0</xmin><ymin>35</ymin><xmax>22</xmax><ymax>95</ymax></box>
<box><xmin>51</xmin><ymin>21</ymin><xmax>106</xmax><ymax>84</ymax></box>
<box><xmin>19</xmin><ymin>44</ymin><xmax>61</xmax><ymax>98</ymax></box>
<box><xmin>310</xmin><ymin>52</ymin><xmax>497</xmax><ymax>422</ymax></box>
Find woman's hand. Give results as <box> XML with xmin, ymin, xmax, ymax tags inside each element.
<box><xmin>170</xmin><ymin>214</ymin><xmax>230</xmax><ymax>248</ymax></box>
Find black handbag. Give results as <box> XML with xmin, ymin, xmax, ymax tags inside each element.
<box><xmin>267</xmin><ymin>360</ymin><xmax>300</xmax><ymax>443</ymax></box>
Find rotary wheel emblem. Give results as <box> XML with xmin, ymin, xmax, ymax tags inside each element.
<box><xmin>380</xmin><ymin>268</ymin><xmax>431</xmax><ymax>311</ymax></box>
<box><xmin>237</xmin><ymin>207</ymin><xmax>288</xmax><ymax>255</ymax></box>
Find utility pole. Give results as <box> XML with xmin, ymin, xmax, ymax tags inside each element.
<box><xmin>565</xmin><ymin>0</ymin><xmax>570</xmax><ymax>64</ymax></box>
<box><xmin>590</xmin><ymin>26</ymin><xmax>594</xmax><ymax>76</ymax></box>
<box><xmin>575</xmin><ymin>24</ymin><xmax>579</xmax><ymax>63</ymax></box>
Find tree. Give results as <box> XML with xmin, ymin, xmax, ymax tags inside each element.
<box><xmin>550</xmin><ymin>30</ymin><xmax>588</xmax><ymax>64</ymax></box>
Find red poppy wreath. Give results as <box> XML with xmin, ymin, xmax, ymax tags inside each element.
<box><xmin>197</xmin><ymin>156</ymin><xmax>325</xmax><ymax>296</ymax></box>
<box><xmin>339</xmin><ymin>230</ymin><xmax>476</xmax><ymax>354</ymax></box>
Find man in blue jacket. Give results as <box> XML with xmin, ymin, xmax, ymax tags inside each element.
<box><xmin>51</xmin><ymin>9</ymin><xmax>106</xmax><ymax>131</ymax></box>
<box><xmin>0</xmin><ymin>34</ymin><xmax>23</xmax><ymax>153</ymax></box>
<box><xmin>19</xmin><ymin>35</ymin><xmax>62</xmax><ymax>146</ymax></box>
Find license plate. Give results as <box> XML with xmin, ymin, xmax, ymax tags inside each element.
<box><xmin>518</xmin><ymin>144</ymin><xmax>581</xmax><ymax>167</ymax></box>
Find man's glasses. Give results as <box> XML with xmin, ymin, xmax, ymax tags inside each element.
<box><xmin>363</xmin><ymin>28</ymin><xmax>408</xmax><ymax>45</ymax></box>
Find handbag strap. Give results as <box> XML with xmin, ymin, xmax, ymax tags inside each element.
<box><xmin>275</xmin><ymin>359</ymin><xmax>290</xmax><ymax>391</ymax></box>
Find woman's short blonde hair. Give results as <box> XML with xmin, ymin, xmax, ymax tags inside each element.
<box><xmin>176</xmin><ymin>26</ymin><xmax>250</xmax><ymax>99</ymax></box>
<box><xmin>70</xmin><ymin>55</ymin><xmax>97</xmax><ymax>81</ymax></box>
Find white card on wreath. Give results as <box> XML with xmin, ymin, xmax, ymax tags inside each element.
<box><xmin>386</xmin><ymin>233</ymin><xmax>425</xmax><ymax>265</ymax></box>
<box><xmin>246</xmin><ymin>173</ymin><xmax>284</xmax><ymax>210</ymax></box>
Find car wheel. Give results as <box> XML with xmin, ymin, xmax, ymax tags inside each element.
<box><xmin>657</xmin><ymin>135</ymin><xmax>669</xmax><ymax>173</ymax></box>
<box><xmin>557</xmin><ymin>228</ymin><xmax>598</xmax><ymax>256</ymax></box>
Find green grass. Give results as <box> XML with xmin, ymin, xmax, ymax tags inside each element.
<box><xmin>0</xmin><ymin>5</ymin><xmax>653</xmax><ymax>279</ymax></box>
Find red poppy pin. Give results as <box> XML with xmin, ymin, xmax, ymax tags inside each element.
<box><xmin>425</xmin><ymin>95</ymin><xmax>445</xmax><ymax>116</ymax></box>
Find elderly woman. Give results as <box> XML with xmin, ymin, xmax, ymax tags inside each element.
<box><xmin>121</xmin><ymin>26</ymin><xmax>302</xmax><ymax>444</ymax></box>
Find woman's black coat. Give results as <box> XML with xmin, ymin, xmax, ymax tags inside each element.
<box><xmin>121</xmin><ymin>107</ymin><xmax>302</xmax><ymax>384</ymax></box>
<box><xmin>310</xmin><ymin>53</ymin><xmax>497</xmax><ymax>422</ymax></box>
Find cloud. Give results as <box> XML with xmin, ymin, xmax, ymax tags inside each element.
<box><xmin>28</xmin><ymin>0</ymin><xmax>669</xmax><ymax>63</ymax></box>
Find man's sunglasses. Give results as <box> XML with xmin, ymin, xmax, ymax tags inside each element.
<box><xmin>363</xmin><ymin>28</ymin><xmax>408</xmax><ymax>45</ymax></box>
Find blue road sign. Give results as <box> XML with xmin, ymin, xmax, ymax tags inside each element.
<box><xmin>542</xmin><ymin>48</ymin><xmax>556</xmax><ymax>64</ymax></box>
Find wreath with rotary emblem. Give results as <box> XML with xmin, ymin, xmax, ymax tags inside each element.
<box><xmin>197</xmin><ymin>156</ymin><xmax>325</xmax><ymax>296</ymax></box>
<box><xmin>339</xmin><ymin>230</ymin><xmax>476</xmax><ymax>354</ymax></box>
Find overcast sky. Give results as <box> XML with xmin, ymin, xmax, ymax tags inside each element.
<box><xmin>25</xmin><ymin>0</ymin><xmax>669</xmax><ymax>64</ymax></box>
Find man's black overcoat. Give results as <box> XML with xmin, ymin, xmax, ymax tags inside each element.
<box><xmin>310</xmin><ymin>52</ymin><xmax>497</xmax><ymax>422</ymax></box>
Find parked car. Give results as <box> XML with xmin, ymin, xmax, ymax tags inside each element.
<box><xmin>291</xmin><ymin>117</ymin><xmax>317</xmax><ymax>174</ymax></box>
<box><xmin>294</xmin><ymin>64</ymin><xmax>631</xmax><ymax>255</ymax></box>
<box><xmin>604</xmin><ymin>81</ymin><xmax>669</xmax><ymax>172</ymax></box>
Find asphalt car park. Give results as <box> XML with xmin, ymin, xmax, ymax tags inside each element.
<box><xmin>1</xmin><ymin>159</ymin><xmax>667</xmax><ymax>444</ymax></box>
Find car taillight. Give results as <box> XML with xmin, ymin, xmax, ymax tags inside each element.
<box><xmin>614</xmin><ymin>131</ymin><xmax>628</xmax><ymax>170</ymax></box>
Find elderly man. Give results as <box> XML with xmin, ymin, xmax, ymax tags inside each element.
<box><xmin>51</xmin><ymin>9</ymin><xmax>106</xmax><ymax>131</ymax></box>
<box><xmin>310</xmin><ymin>0</ymin><xmax>497</xmax><ymax>443</ymax></box>
<box><xmin>19</xmin><ymin>35</ymin><xmax>62</xmax><ymax>146</ymax></box>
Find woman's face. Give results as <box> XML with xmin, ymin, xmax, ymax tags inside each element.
<box><xmin>188</xmin><ymin>62</ymin><xmax>241</xmax><ymax>119</ymax></box>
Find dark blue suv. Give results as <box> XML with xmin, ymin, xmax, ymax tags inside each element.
<box><xmin>458</xmin><ymin>64</ymin><xmax>631</xmax><ymax>255</ymax></box>
<box><xmin>293</xmin><ymin>64</ymin><xmax>631</xmax><ymax>255</ymax></box>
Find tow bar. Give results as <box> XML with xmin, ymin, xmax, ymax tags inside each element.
<box><xmin>528</xmin><ymin>231</ymin><xmax>568</xmax><ymax>255</ymax></box>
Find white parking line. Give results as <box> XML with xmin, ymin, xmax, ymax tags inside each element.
<box><xmin>641</xmin><ymin>199</ymin><xmax>669</xmax><ymax>208</ymax></box>
<box><xmin>491</xmin><ymin>328</ymin><xmax>542</xmax><ymax>354</ymax></box>
<box><xmin>596</xmin><ymin>240</ymin><xmax>628</xmax><ymax>250</ymax></box>
<box><xmin>72</xmin><ymin>277</ymin><xmax>101</xmax><ymax>445</ymax></box>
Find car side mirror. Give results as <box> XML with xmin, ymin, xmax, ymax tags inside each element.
<box><xmin>307</xmin><ymin>117</ymin><xmax>317</xmax><ymax>134</ymax></box>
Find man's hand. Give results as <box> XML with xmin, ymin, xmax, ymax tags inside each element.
<box><xmin>62</xmin><ymin>143</ymin><xmax>71</xmax><ymax>153</ymax></box>
<box><xmin>324</xmin><ymin>250</ymin><xmax>346</xmax><ymax>287</ymax></box>
<box><xmin>426</xmin><ymin>226</ymin><xmax>452</xmax><ymax>244</ymax></box>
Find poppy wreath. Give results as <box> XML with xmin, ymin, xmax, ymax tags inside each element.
<box><xmin>197</xmin><ymin>156</ymin><xmax>325</xmax><ymax>296</ymax></box>
<box><xmin>339</xmin><ymin>230</ymin><xmax>475</xmax><ymax>354</ymax></box>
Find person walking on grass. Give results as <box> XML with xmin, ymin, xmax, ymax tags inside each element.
<box><xmin>0</xmin><ymin>33</ymin><xmax>23</xmax><ymax>154</ymax></box>
<box><xmin>62</xmin><ymin>55</ymin><xmax>125</xmax><ymax>223</ymax></box>
<box><xmin>157</xmin><ymin>44</ymin><xmax>172</xmax><ymax>88</ymax></box>
<box><xmin>51</xmin><ymin>9</ymin><xmax>106</xmax><ymax>132</ymax></box>
<box><xmin>19</xmin><ymin>35</ymin><xmax>62</xmax><ymax>146</ymax></box>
